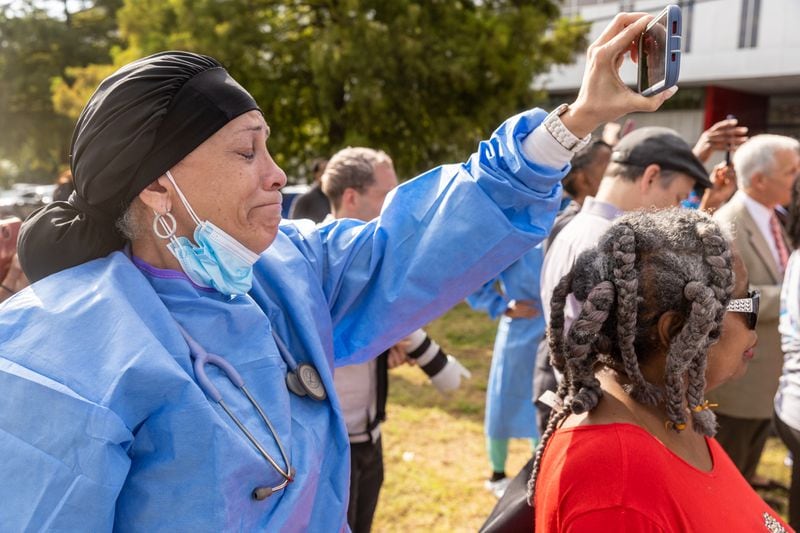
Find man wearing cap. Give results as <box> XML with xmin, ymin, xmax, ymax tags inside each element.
<box><xmin>707</xmin><ymin>134</ymin><xmax>800</xmax><ymax>483</ymax></box>
<box><xmin>540</xmin><ymin>127</ymin><xmax>710</xmax><ymax>350</ymax></box>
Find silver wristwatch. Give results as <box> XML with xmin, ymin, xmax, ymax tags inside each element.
<box><xmin>543</xmin><ymin>103</ymin><xmax>592</xmax><ymax>153</ymax></box>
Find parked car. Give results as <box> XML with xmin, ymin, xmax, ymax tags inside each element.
<box><xmin>280</xmin><ymin>184</ymin><xmax>310</xmax><ymax>219</ymax></box>
<box><xmin>0</xmin><ymin>184</ymin><xmax>56</xmax><ymax>219</ymax></box>
<box><xmin>2</xmin><ymin>182</ymin><xmax>312</xmax><ymax>223</ymax></box>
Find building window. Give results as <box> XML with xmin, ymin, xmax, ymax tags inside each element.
<box><xmin>561</xmin><ymin>0</ymin><xmax>611</xmax><ymax>18</ymax></box>
<box><xmin>680</xmin><ymin>0</ymin><xmax>694</xmax><ymax>53</ymax></box>
<box><xmin>738</xmin><ymin>0</ymin><xmax>760</xmax><ymax>49</ymax></box>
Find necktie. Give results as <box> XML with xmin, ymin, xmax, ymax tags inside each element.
<box><xmin>770</xmin><ymin>212</ymin><xmax>789</xmax><ymax>272</ymax></box>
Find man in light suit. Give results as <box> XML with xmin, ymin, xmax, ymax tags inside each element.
<box><xmin>709</xmin><ymin>134</ymin><xmax>800</xmax><ymax>482</ymax></box>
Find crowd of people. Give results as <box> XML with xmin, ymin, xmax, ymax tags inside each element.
<box><xmin>0</xmin><ymin>10</ymin><xmax>799</xmax><ymax>533</ymax></box>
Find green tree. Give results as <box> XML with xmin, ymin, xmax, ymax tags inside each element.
<box><xmin>0</xmin><ymin>0</ymin><xmax>122</xmax><ymax>183</ymax></box>
<box><xmin>104</xmin><ymin>0</ymin><xmax>586</xmax><ymax>181</ymax></box>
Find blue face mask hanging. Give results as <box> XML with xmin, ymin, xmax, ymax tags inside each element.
<box><xmin>153</xmin><ymin>171</ymin><xmax>260</xmax><ymax>296</ymax></box>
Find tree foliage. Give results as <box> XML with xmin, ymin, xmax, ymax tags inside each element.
<box><xmin>0</xmin><ymin>0</ymin><xmax>122</xmax><ymax>183</ymax></box>
<box><xmin>107</xmin><ymin>0</ymin><xmax>586</xmax><ymax>180</ymax></box>
<box><xmin>2</xmin><ymin>0</ymin><xmax>587</xmax><ymax>184</ymax></box>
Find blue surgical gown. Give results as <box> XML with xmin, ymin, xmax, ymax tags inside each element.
<box><xmin>0</xmin><ymin>109</ymin><xmax>565</xmax><ymax>531</ymax></box>
<box><xmin>467</xmin><ymin>245</ymin><xmax>546</xmax><ymax>439</ymax></box>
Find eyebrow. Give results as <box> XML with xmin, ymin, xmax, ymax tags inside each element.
<box><xmin>236</xmin><ymin>124</ymin><xmax>270</xmax><ymax>137</ymax></box>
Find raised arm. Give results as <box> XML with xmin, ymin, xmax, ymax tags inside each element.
<box><xmin>300</xmin><ymin>13</ymin><xmax>678</xmax><ymax>365</ymax></box>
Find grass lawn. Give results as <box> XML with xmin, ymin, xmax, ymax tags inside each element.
<box><xmin>370</xmin><ymin>303</ymin><xmax>794</xmax><ymax>531</ymax></box>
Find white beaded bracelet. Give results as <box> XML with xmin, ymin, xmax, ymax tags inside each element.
<box><xmin>543</xmin><ymin>103</ymin><xmax>592</xmax><ymax>153</ymax></box>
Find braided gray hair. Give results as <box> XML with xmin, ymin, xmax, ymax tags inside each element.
<box><xmin>528</xmin><ymin>208</ymin><xmax>735</xmax><ymax>505</ymax></box>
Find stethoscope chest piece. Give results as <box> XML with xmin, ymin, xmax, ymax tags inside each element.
<box><xmin>285</xmin><ymin>364</ymin><xmax>326</xmax><ymax>401</ymax></box>
<box><xmin>296</xmin><ymin>363</ymin><xmax>326</xmax><ymax>401</ymax></box>
<box><xmin>271</xmin><ymin>328</ymin><xmax>327</xmax><ymax>401</ymax></box>
<box><xmin>285</xmin><ymin>371</ymin><xmax>307</xmax><ymax>397</ymax></box>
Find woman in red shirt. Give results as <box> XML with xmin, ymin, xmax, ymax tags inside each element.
<box><xmin>531</xmin><ymin>208</ymin><xmax>793</xmax><ymax>532</ymax></box>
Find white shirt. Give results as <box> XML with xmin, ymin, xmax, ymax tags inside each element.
<box><xmin>737</xmin><ymin>190</ymin><xmax>783</xmax><ymax>269</ymax></box>
<box><xmin>540</xmin><ymin>197</ymin><xmax>624</xmax><ymax>331</ymax></box>
<box><xmin>777</xmin><ymin>251</ymin><xmax>800</xmax><ymax>430</ymax></box>
<box><xmin>333</xmin><ymin>359</ymin><xmax>380</xmax><ymax>444</ymax></box>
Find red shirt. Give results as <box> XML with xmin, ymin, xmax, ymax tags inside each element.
<box><xmin>534</xmin><ymin>423</ymin><xmax>793</xmax><ymax>532</ymax></box>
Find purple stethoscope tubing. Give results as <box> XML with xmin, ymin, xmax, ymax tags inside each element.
<box><xmin>175</xmin><ymin>322</ymin><xmax>294</xmax><ymax>499</ymax></box>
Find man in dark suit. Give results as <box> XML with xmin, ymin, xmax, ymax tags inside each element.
<box><xmin>289</xmin><ymin>157</ymin><xmax>330</xmax><ymax>222</ymax></box>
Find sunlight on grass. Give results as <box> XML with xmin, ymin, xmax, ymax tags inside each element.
<box><xmin>372</xmin><ymin>303</ymin><xmax>533</xmax><ymax>531</ymax></box>
<box><xmin>369</xmin><ymin>302</ymin><xmax>794</xmax><ymax>530</ymax></box>
<box><xmin>757</xmin><ymin>435</ymin><xmax>793</xmax><ymax>518</ymax></box>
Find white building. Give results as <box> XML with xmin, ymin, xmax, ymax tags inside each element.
<box><xmin>543</xmin><ymin>0</ymin><xmax>800</xmax><ymax>145</ymax></box>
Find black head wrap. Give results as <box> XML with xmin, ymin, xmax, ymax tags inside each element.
<box><xmin>18</xmin><ymin>51</ymin><xmax>260</xmax><ymax>282</ymax></box>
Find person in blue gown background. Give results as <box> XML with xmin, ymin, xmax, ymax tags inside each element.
<box><xmin>468</xmin><ymin>247</ymin><xmax>545</xmax><ymax>497</ymax></box>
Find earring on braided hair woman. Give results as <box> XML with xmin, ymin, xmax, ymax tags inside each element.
<box><xmin>529</xmin><ymin>208</ymin><xmax>791</xmax><ymax>532</ymax></box>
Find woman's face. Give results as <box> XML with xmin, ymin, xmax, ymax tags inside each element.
<box><xmin>705</xmin><ymin>252</ymin><xmax>758</xmax><ymax>391</ymax></box>
<box><xmin>167</xmin><ymin>110</ymin><xmax>287</xmax><ymax>254</ymax></box>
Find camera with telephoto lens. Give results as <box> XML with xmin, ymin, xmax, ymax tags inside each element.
<box><xmin>404</xmin><ymin>329</ymin><xmax>471</xmax><ymax>394</ymax></box>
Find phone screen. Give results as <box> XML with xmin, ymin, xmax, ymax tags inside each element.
<box><xmin>639</xmin><ymin>12</ymin><xmax>668</xmax><ymax>93</ymax></box>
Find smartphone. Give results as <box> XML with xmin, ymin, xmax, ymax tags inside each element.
<box><xmin>725</xmin><ymin>114</ymin><xmax>736</xmax><ymax>165</ymax></box>
<box><xmin>0</xmin><ymin>217</ymin><xmax>22</xmax><ymax>281</ymax></box>
<box><xmin>637</xmin><ymin>5</ymin><xmax>682</xmax><ymax>96</ymax></box>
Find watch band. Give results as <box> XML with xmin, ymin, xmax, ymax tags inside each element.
<box><xmin>543</xmin><ymin>103</ymin><xmax>592</xmax><ymax>153</ymax></box>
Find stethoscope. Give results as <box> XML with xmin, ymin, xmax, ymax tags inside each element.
<box><xmin>272</xmin><ymin>331</ymin><xmax>327</xmax><ymax>401</ymax></box>
<box><xmin>175</xmin><ymin>322</ymin><xmax>327</xmax><ymax>501</ymax></box>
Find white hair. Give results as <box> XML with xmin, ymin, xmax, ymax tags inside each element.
<box><xmin>734</xmin><ymin>134</ymin><xmax>800</xmax><ymax>188</ymax></box>
<box><xmin>116</xmin><ymin>199</ymin><xmax>145</xmax><ymax>240</ymax></box>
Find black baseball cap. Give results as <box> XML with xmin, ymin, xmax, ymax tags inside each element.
<box><xmin>611</xmin><ymin>127</ymin><xmax>711</xmax><ymax>188</ymax></box>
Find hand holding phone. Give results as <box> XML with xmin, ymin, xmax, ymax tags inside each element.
<box><xmin>0</xmin><ymin>217</ymin><xmax>22</xmax><ymax>282</ymax></box>
<box><xmin>638</xmin><ymin>5</ymin><xmax>682</xmax><ymax>96</ymax></box>
<box><xmin>561</xmin><ymin>12</ymin><xmax>681</xmax><ymax>138</ymax></box>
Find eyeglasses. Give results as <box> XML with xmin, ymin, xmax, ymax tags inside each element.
<box><xmin>726</xmin><ymin>290</ymin><xmax>760</xmax><ymax>330</ymax></box>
